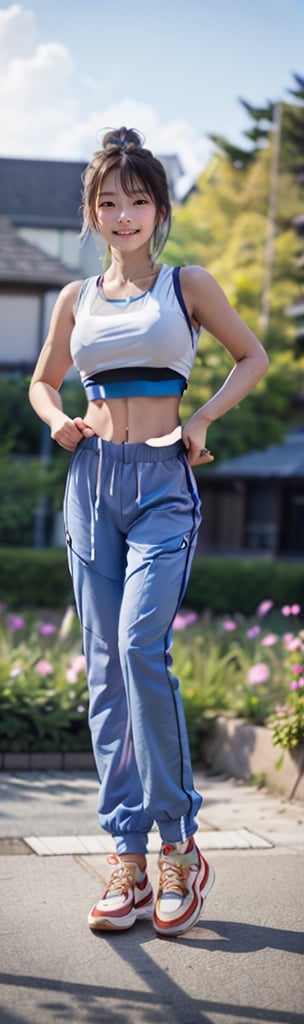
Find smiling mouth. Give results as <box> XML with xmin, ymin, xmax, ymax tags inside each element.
<box><xmin>113</xmin><ymin>229</ymin><xmax>138</xmax><ymax>236</ymax></box>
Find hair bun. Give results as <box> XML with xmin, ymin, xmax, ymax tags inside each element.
<box><xmin>103</xmin><ymin>126</ymin><xmax>144</xmax><ymax>152</ymax></box>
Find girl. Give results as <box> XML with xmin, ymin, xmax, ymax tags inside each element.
<box><xmin>29</xmin><ymin>126</ymin><xmax>269</xmax><ymax>937</ymax></box>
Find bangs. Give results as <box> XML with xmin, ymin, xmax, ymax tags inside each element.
<box><xmin>119</xmin><ymin>159</ymin><xmax>157</xmax><ymax>204</ymax></box>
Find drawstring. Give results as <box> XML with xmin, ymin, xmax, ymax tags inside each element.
<box><xmin>135</xmin><ymin>464</ymin><xmax>142</xmax><ymax>505</ymax></box>
<box><xmin>109</xmin><ymin>462</ymin><xmax>116</xmax><ymax>497</ymax></box>
<box><xmin>90</xmin><ymin>438</ymin><xmax>102</xmax><ymax>560</ymax></box>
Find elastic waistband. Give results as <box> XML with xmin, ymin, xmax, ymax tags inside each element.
<box><xmin>79</xmin><ymin>436</ymin><xmax>185</xmax><ymax>463</ymax></box>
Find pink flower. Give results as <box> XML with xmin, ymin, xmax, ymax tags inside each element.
<box><xmin>281</xmin><ymin>604</ymin><xmax>300</xmax><ymax>617</ymax></box>
<box><xmin>283</xmin><ymin>632</ymin><xmax>294</xmax><ymax>646</ymax></box>
<box><xmin>71</xmin><ymin>654</ymin><xmax>86</xmax><ymax>675</ymax></box>
<box><xmin>8</xmin><ymin>615</ymin><xmax>25</xmax><ymax>631</ymax></box>
<box><xmin>247</xmin><ymin>626</ymin><xmax>261</xmax><ymax>639</ymax></box>
<box><xmin>10</xmin><ymin>666</ymin><xmax>22</xmax><ymax>677</ymax></box>
<box><xmin>76</xmin><ymin>704</ymin><xmax>86</xmax><ymax>713</ymax></box>
<box><xmin>256</xmin><ymin>600</ymin><xmax>274</xmax><ymax>618</ymax></box>
<box><xmin>35</xmin><ymin>659</ymin><xmax>53</xmax><ymax>677</ymax></box>
<box><xmin>173</xmin><ymin>611</ymin><xmax>198</xmax><ymax>630</ymax></box>
<box><xmin>261</xmin><ymin>633</ymin><xmax>279</xmax><ymax>647</ymax></box>
<box><xmin>66</xmin><ymin>654</ymin><xmax>86</xmax><ymax>683</ymax></box>
<box><xmin>285</xmin><ymin>638</ymin><xmax>302</xmax><ymax>652</ymax></box>
<box><xmin>40</xmin><ymin>623</ymin><xmax>56</xmax><ymax>636</ymax></box>
<box><xmin>66</xmin><ymin>667</ymin><xmax>77</xmax><ymax>684</ymax></box>
<box><xmin>292</xmin><ymin>664</ymin><xmax>304</xmax><ymax>674</ymax></box>
<box><xmin>222</xmin><ymin>619</ymin><xmax>237</xmax><ymax>632</ymax></box>
<box><xmin>248</xmin><ymin>663</ymin><xmax>270</xmax><ymax>685</ymax></box>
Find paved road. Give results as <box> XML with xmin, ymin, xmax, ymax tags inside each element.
<box><xmin>0</xmin><ymin>771</ymin><xmax>303</xmax><ymax>1024</ymax></box>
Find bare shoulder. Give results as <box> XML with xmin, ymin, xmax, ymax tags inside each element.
<box><xmin>55</xmin><ymin>279</ymin><xmax>84</xmax><ymax>313</ymax></box>
<box><xmin>179</xmin><ymin>264</ymin><xmax>218</xmax><ymax>296</ymax></box>
<box><xmin>46</xmin><ymin>280</ymin><xmax>85</xmax><ymax>333</ymax></box>
<box><xmin>177</xmin><ymin>264</ymin><xmax>228</xmax><ymax>331</ymax></box>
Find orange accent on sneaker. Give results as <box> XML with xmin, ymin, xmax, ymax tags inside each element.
<box><xmin>153</xmin><ymin>845</ymin><xmax>215</xmax><ymax>937</ymax></box>
<box><xmin>88</xmin><ymin>855</ymin><xmax>153</xmax><ymax>931</ymax></box>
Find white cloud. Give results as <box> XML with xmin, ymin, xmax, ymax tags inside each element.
<box><xmin>53</xmin><ymin>100</ymin><xmax>210</xmax><ymax>180</ymax></box>
<box><xmin>0</xmin><ymin>3</ymin><xmax>36</xmax><ymax>66</ymax></box>
<box><xmin>0</xmin><ymin>5</ymin><xmax>208</xmax><ymax>179</ymax></box>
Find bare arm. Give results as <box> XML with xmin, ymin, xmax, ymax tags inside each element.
<box><xmin>29</xmin><ymin>281</ymin><xmax>95</xmax><ymax>451</ymax></box>
<box><xmin>180</xmin><ymin>266</ymin><xmax>269</xmax><ymax>466</ymax></box>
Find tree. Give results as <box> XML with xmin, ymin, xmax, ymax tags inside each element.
<box><xmin>163</xmin><ymin>73</ymin><xmax>304</xmax><ymax>459</ymax></box>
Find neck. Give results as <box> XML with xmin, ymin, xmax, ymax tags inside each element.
<box><xmin>106</xmin><ymin>248</ymin><xmax>158</xmax><ymax>285</ymax></box>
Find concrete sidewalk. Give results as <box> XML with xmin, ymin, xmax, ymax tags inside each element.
<box><xmin>0</xmin><ymin>772</ymin><xmax>303</xmax><ymax>1024</ymax></box>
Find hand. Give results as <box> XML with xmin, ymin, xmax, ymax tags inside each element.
<box><xmin>182</xmin><ymin>418</ymin><xmax>214</xmax><ymax>468</ymax></box>
<box><xmin>51</xmin><ymin>413</ymin><xmax>95</xmax><ymax>451</ymax></box>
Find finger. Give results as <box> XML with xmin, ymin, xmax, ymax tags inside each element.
<box><xmin>73</xmin><ymin>416</ymin><xmax>91</xmax><ymax>432</ymax></box>
<box><xmin>199</xmin><ymin>450</ymin><xmax>214</xmax><ymax>462</ymax></box>
<box><xmin>188</xmin><ymin>451</ymin><xmax>214</xmax><ymax>467</ymax></box>
<box><xmin>82</xmin><ymin>425</ymin><xmax>95</xmax><ymax>437</ymax></box>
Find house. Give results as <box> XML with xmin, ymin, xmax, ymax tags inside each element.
<box><xmin>195</xmin><ymin>430</ymin><xmax>304</xmax><ymax>558</ymax></box>
<box><xmin>0</xmin><ymin>216</ymin><xmax>75</xmax><ymax>374</ymax></box>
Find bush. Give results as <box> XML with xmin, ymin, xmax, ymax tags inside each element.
<box><xmin>1</xmin><ymin>548</ymin><xmax>304</xmax><ymax>612</ymax></box>
<box><xmin>0</xmin><ymin>600</ymin><xmax>303</xmax><ymax>758</ymax></box>
<box><xmin>0</xmin><ymin>606</ymin><xmax>90</xmax><ymax>753</ymax></box>
<box><xmin>0</xmin><ymin>548</ymin><xmax>73</xmax><ymax>608</ymax></box>
<box><xmin>186</xmin><ymin>557</ymin><xmax>304</xmax><ymax>615</ymax></box>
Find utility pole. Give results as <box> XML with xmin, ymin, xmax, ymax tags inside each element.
<box><xmin>260</xmin><ymin>101</ymin><xmax>282</xmax><ymax>338</ymax></box>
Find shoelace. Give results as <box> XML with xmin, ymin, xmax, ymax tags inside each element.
<box><xmin>159</xmin><ymin>859</ymin><xmax>188</xmax><ymax>896</ymax></box>
<box><xmin>106</xmin><ymin>862</ymin><xmax>137</xmax><ymax>895</ymax></box>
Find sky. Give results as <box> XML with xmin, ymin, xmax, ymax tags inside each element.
<box><xmin>0</xmin><ymin>0</ymin><xmax>303</xmax><ymax>186</ymax></box>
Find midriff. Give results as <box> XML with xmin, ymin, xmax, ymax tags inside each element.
<box><xmin>85</xmin><ymin>394</ymin><xmax>181</xmax><ymax>444</ymax></box>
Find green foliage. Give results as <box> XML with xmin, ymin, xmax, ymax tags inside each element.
<box><xmin>0</xmin><ymin>378</ymin><xmax>85</xmax><ymax>543</ymax></box>
<box><xmin>1</xmin><ymin>548</ymin><xmax>304</xmax><ymax>613</ymax></box>
<box><xmin>185</xmin><ymin>557</ymin><xmax>304</xmax><ymax>616</ymax></box>
<box><xmin>270</xmin><ymin>651</ymin><xmax>304</xmax><ymax>751</ymax></box>
<box><xmin>271</xmin><ymin>696</ymin><xmax>304</xmax><ymax>751</ymax></box>
<box><xmin>0</xmin><ymin>607</ymin><xmax>90</xmax><ymax>752</ymax></box>
<box><xmin>0</xmin><ymin>453</ymin><xmax>50</xmax><ymax>546</ymax></box>
<box><xmin>175</xmin><ymin>604</ymin><xmax>304</xmax><ymax>759</ymax></box>
<box><xmin>1</xmin><ymin>602</ymin><xmax>303</xmax><ymax>758</ymax></box>
<box><xmin>0</xmin><ymin>376</ymin><xmax>41</xmax><ymax>453</ymax></box>
<box><xmin>164</xmin><ymin>75</ymin><xmax>304</xmax><ymax>457</ymax></box>
<box><xmin>0</xmin><ymin>548</ymin><xmax>73</xmax><ymax>608</ymax></box>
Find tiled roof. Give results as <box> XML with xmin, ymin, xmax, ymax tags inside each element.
<box><xmin>199</xmin><ymin>431</ymin><xmax>304</xmax><ymax>480</ymax></box>
<box><xmin>0</xmin><ymin>157</ymin><xmax>85</xmax><ymax>228</ymax></box>
<box><xmin>0</xmin><ymin>153</ymin><xmax>189</xmax><ymax>230</ymax></box>
<box><xmin>0</xmin><ymin>217</ymin><xmax>72</xmax><ymax>285</ymax></box>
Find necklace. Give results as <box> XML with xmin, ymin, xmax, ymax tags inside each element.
<box><xmin>104</xmin><ymin>263</ymin><xmax>160</xmax><ymax>288</ymax></box>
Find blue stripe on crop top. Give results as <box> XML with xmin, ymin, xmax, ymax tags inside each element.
<box><xmin>83</xmin><ymin>366</ymin><xmax>187</xmax><ymax>400</ymax></box>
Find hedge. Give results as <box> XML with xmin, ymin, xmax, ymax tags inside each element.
<box><xmin>0</xmin><ymin>547</ymin><xmax>303</xmax><ymax>613</ymax></box>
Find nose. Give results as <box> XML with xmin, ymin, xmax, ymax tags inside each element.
<box><xmin>118</xmin><ymin>207</ymin><xmax>131</xmax><ymax>222</ymax></box>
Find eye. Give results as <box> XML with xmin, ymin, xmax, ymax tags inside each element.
<box><xmin>99</xmin><ymin>200</ymin><xmax>115</xmax><ymax>207</ymax></box>
<box><xmin>134</xmin><ymin>198</ymin><xmax>148</xmax><ymax>205</ymax></box>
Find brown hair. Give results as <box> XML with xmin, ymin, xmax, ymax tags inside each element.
<box><xmin>82</xmin><ymin>127</ymin><xmax>172</xmax><ymax>257</ymax></box>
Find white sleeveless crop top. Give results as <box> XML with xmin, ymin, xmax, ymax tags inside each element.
<box><xmin>70</xmin><ymin>263</ymin><xmax>202</xmax><ymax>399</ymax></box>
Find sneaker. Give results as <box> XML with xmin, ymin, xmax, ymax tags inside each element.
<box><xmin>153</xmin><ymin>837</ymin><xmax>215</xmax><ymax>937</ymax></box>
<box><xmin>88</xmin><ymin>854</ymin><xmax>154</xmax><ymax>931</ymax></box>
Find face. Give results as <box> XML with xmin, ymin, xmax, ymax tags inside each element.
<box><xmin>95</xmin><ymin>168</ymin><xmax>163</xmax><ymax>253</ymax></box>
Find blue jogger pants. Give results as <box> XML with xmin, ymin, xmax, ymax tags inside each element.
<box><xmin>64</xmin><ymin>436</ymin><xmax>203</xmax><ymax>854</ymax></box>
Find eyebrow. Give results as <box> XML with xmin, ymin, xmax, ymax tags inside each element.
<box><xmin>98</xmin><ymin>188</ymin><xmax>148</xmax><ymax>197</ymax></box>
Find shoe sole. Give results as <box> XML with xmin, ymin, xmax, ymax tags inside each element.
<box><xmin>153</xmin><ymin>861</ymin><xmax>215</xmax><ymax>938</ymax></box>
<box><xmin>88</xmin><ymin>898</ymin><xmax>154</xmax><ymax>931</ymax></box>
